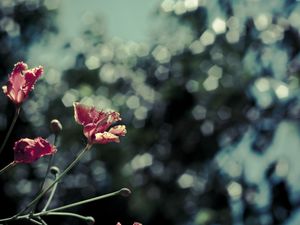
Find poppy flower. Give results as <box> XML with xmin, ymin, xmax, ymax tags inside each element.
<box><xmin>13</xmin><ymin>137</ymin><xmax>57</xmax><ymax>164</ymax></box>
<box><xmin>2</xmin><ymin>62</ymin><xmax>43</xmax><ymax>105</ymax></box>
<box><xmin>73</xmin><ymin>102</ymin><xmax>126</xmax><ymax>144</ymax></box>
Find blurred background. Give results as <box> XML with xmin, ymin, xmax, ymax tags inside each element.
<box><xmin>1</xmin><ymin>0</ymin><xmax>300</xmax><ymax>225</ymax></box>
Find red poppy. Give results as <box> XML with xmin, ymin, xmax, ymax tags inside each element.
<box><xmin>2</xmin><ymin>62</ymin><xmax>43</xmax><ymax>105</ymax></box>
<box><xmin>73</xmin><ymin>102</ymin><xmax>126</xmax><ymax>144</ymax></box>
<box><xmin>13</xmin><ymin>137</ymin><xmax>57</xmax><ymax>164</ymax></box>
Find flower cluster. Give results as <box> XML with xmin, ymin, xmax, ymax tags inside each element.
<box><xmin>0</xmin><ymin>62</ymin><xmax>136</xmax><ymax>225</ymax></box>
<box><xmin>1</xmin><ymin>62</ymin><xmax>126</xmax><ymax>164</ymax></box>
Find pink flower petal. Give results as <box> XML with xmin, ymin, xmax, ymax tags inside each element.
<box><xmin>12</xmin><ymin>62</ymin><xmax>28</xmax><ymax>74</ymax></box>
<box><xmin>2</xmin><ymin>62</ymin><xmax>43</xmax><ymax>105</ymax></box>
<box><xmin>108</xmin><ymin>125</ymin><xmax>127</xmax><ymax>136</ymax></box>
<box><xmin>83</xmin><ymin>123</ymin><xmax>97</xmax><ymax>142</ymax></box>
<box><xmin>74</xmin><ymin>102</ymin><xmax>126</xmax><ymax>145</ymax></box>
<box><xmin>74</xmin><ymin>102</ymin><xmax>96</xmax><ymax>125</ymax></box>
<box><xmin>94</xmin><ymin>132</ymin><xmax>120</xmax><ymax>144</ymax></box>
<box><xmin>14</xmin><ymin>137</ymin><xmax>57</xmax><ymax>164</ymax></box>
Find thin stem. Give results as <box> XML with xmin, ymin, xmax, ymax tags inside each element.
<box><xmin>38</xmin><ymin>134</ymin><xmax>58</xmax><ymax>197</ymax></box>
<box><xmin>40</xmin><ymin>155</ymin><xmax>54</xmax><ymax>193</ymax></box>
<box><xmin>31</xmin><ymin>154</ymin><xmax>54</xmax><ymax>213</ymax></box>
<box><xmin>31</xmin><ymin>155</ymin><xmax>53</xmax><ymax>214</ymax></box>
<box><xmin>0</xmin><ymin>106</ymin><xmax>20</xmax><ymax>156</ymax></box>
<box><xmin>40</xmin><ymin>133</ymin><xmax>58</xmax><ymax>192</ymax></box>
<box><xmin>27</xmin><ymin>218</ymin><xmax>43</xmax><ymax>225</ymax></box>
<box><xmin>42</xmin><ymin>175</ymin><xmax>59</xmax><ymax>211</ymax></box>
<box><xmin>13</xmin><ymin>216</ymin><xmax>43</xmax><ymax>225</ymax></box>
<box><xmin>14</xmin><ymin>144</ymin><xmax>91</xmax><ymax>218</ymax></box>
<box><xmin>53</xmin><ymin>135</ymin><xmax>58</xmax><ymax>147</ymax></box>
<box><xmin>36</xmin><ymin>189</ymin><xmax>122</xmax><ymax>214</ymax></box>
<box><xmin>0</xmin><ymin>161</ymin><xmax>16</xmax><ymax>175</ymax></box>
<box><xmin>36</xmin><ymin>217</ymin><xmax>47</xmax><ymax>225</ymax></box>
<box><xmin>41</xmin><ymin>212</ymin><xmax>89</xmax><ymax>220</ymax></box>
<box><xmin>0</xmin><ymin>217</ymin><xmax>13</xmax><ymax>222</ymax></box>
<box><xmin>32</xmin><ymin>133</ymin><xmax>58</xmax><ymax>213</ymax></box>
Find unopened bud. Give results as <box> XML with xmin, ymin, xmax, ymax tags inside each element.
<box><xmin>50</xmin><ymin>166</ymin><xmax>60</xmax><ymax>175</ymax></box>
<box><xmin>50</xmin><ymin>119</ymin><xmax>63</xmax><ymax>134</ymax></box>
<box><xmin>85</xmin><ymin>216</ymin><xmax>95</xmax><ymax>225</ymax></box>
<box><xmin>119</xmin><ymin>188</ymin><xmax>131</xmax><ymax>197</ymax></box>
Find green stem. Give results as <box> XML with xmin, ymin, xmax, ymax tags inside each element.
<box><xmin>27</xmin><ymin>218</ymin><xmax>43</xmax><ymax>225</ymax></box>
<box><xmin>0</xmin><ymin>106</ymin><xmax>20</xmax><ymax>156</ymax></box>
<box><xmin>0</xmin><ymin>217</ymin><xmax>12</xmax><ymax>222</ymax></box>
<box><xmin>41</xmin><ymin>175</ymin><xmax>59</xmax><ymax>212</ymax></box>
<box><xmin>14</xmin><ymin>144</ymin><xmax>91</xmax><ymax>217</ymax></box>
<box><xmin>12</xmin><ymin>216</ymin><xmax>43</xmax><ymax>225</ymax></box>
<box><xmin>40</xmin><ymin>155</ymin><xmax>54</xmax><ymax>193</ymax></box>
<box><xmin>33</xmin><ymin>133</ymin><xmax>58</xmax><ymax>213</ymax></box>
<box><xmin>41</xmin><ymin>133</ymin><xmax>58</xmax><ymax>192</ymax></box>
<box><xmin>31</xmin><ymin>154</ymin><xmax>54</xmax><ymax>213</ymax></box>
<box><xmin>38</xmin><ymin>134</ymin><xmax>58</xmax><ymax>199</ymax></box>
<box><xmin>36</xmin><ymin>189</ymin><xmax>122</xmax><ymax>214</ymax></box>
<box><xmin>0</xmin><ymin>161</ymin><xmax>16</xmax><ymax>176</ymax></box>
<box><xmin>41</xmin><ymin>212</ymin><xmax>89</xmax><ymax>220</ymax></box>
<box><xmin>35</xmin><ymin>217</ymin><xmax>47</xmax><ymax>225</ymax></box>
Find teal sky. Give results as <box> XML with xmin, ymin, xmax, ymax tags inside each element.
<box><xmin>29</xmin><ymin>0</ymin><xmax>161</xmax><ymax>68</ymax></box>
<box><xmin>58</xmin><ymin>0</ymin><xmax>160</xmax><ymax>42</ymax></box>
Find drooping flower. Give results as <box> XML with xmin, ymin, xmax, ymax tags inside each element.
<box><xmin>13</xmin><ymin>137</ymin><xmax>57</xmax><ymax>164</ymax></box>
<box><xmin>73</xmin><ymin>102</ymin><xmax>126</xmax><ymax>144</ymax></box>
<box><xmin>2</xmin><ymin>62</ymin><xmax>43</xmax><ymax>105</ymax></box>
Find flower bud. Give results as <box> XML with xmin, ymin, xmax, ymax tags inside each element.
<box><xmin>50</xmin><ymin>166</ymin><xmax>60</xmax><ymax>175</ymax></box>
<box><xmin>85</xmin><ymin>216</ymin><xmax>95</xmax><ymax>225</ymax></box>
<box><xmin>50</xmin><ymin>119</ymin><xmax>63</xmax><ymax>134</ymax></box>
<box><xmin>119</xmin><ymin>188</ymin><xmax>131</xmax><ymax>197</ymax></box>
